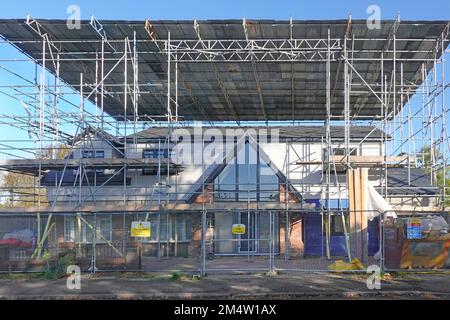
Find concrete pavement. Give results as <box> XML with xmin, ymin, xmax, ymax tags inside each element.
<box><xmin>0</xmin><ymin>272</ymin><xmax>449</xmax><ymax>299</ymax></box>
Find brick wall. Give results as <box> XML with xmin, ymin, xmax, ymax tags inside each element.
<box><xmin>279</xmin><ymin>212</ymin><xmax>304</xmax><ymax>257</ymax></box>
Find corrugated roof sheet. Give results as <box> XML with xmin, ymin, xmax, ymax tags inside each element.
<box><xmin>383</xmin><ymin>167</ymin><xmax>437</xmax><ymax>195</ymax></box>
<box><xmin>127</xmin><ymin>125</ymin><xmax>385</xmax><ymax>142</ymax></box>
<box><xmin>0</xmin><ymin>19</ymin><xmax>448</xmax><ymax>121</ymax></box>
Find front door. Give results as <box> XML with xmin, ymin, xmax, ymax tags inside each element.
<box><xmin>238</xmin><ymin>212</ymin><xmax>257</xmax><ymax>253</ymax></box>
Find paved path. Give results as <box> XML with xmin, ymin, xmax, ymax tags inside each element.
<box><xmin>0</xmin><ymin>272</ymin><xmax>449</xmax><ymax>299</ymax></box>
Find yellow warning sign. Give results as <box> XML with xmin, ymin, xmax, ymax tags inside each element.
<box><xmin>131</xmin><ymin>221</ymin><xmax>151</xmax><ymax>237</ymax></box>
<box><xmin>232</xmin><ymin>224</ymin><xmax>246</xmax><ymax>235</ymax></box>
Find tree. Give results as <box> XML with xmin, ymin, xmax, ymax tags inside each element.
<box><xmin>0</xmin><ymin>172</ymin><xmax>42</xmax><ymax>207</ymax></box>
<box><xmin>417</xmin><ymin>145</ymin><xmax>450</xmax><ymax>208</ymax></box>
<box><xmin>0</xmin><ymin>144</ymin><xmax>70</xmax><ymax>207</ymax></box>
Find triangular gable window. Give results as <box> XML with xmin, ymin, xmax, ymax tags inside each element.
<box><xmin>214</xmin><ymin>141</ymin><xmax>279</xmax><ymax>202</ymax></box>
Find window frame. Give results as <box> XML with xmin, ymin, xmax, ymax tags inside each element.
<box><xmin>328</xmin><ymin>214</ymin><xmax>348</xmax><ymax>236</ymax></box>
<box><xmin>141</xmin><ymin>213</ymin><xmax>191</xmax><ymax>243</ymax></box>
<box><xmin>142</xmin><ymin>148</ymin><xmax>174</xmax><ymax>175</ymax></box>
<box><xmin>325</xmin><ymin>147</ymin><xmax>358</xmax><ymax>156</ymax></box>
<box><xmin>81</xmin><ymin>150</ymin><xmax>105</xmax><ymax>159</ymax></box>
<box><xmin>143</xmin><ymin>148</ymin><xmax>173</xmax><ymax>159</ymax></box>
<box><xmin>63</xmin><ymin>215</ymin><xmax>112</xmax><ymax>244</ymax></box>
<box><xmin>213</xmin><ymin>142</ymin><xmax>280</xmax><ymax>202</ymax></box>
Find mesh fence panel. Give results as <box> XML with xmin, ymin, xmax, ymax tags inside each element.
<box><xmin>203</xmin><ymin>210</ymin><xmax>275</xmax><ymax>273</ymax></box>
<box><xmin>382</xmin><ymin>211</ymin><xmax>450</xmax><ymax>271</ymax></box>
<box><xmin>273</xmin><ymin>210</ymin><xmax>383</xmax><ymax>272</ymax></box>
<box><xmin>1</xmin><ymin>210</ymin><xmax>447</xmax><ymax>274</ymax></box>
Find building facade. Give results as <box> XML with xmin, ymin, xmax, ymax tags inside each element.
<box><xmin>37</xmin><ymin>125</ymin><xmax>436</xmax><ymax>264</ymax></box>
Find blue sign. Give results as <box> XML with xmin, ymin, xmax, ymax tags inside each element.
<box><xmin>407</xmin><ymin>219</ymin><xmax>422</xmax><ymax>240</ymax></box>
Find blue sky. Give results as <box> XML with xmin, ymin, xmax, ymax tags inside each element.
<box><xmin>0</xmin><ymin>0</ymin><xmax>449</xmax><ymax>159</ymax></box>
<box><xmin>1</xmin><ymin>0</ymin><xmax>449</xmax><ymax>20</ymax></box>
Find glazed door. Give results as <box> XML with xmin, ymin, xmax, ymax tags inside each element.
<box><xmin>238</xmin><ymin>212</ymin><xmax>257</xmax><ymax>253</ymax></box>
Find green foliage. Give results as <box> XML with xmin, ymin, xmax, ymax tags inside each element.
<box><xmin>44</xmin><ymin>254</ymin><xmax>76</xmax><ymax>280</ymax></box>
<box><xmin>417</xmin><ymin>145</ymin><xmax>442</xmax><ymax>169</ymax></box>
<box><xmin>0</xmin><ymin>143</ymin><xmax>70</xmax><ymax>207</ymax></box>
<box><xmin>42</xmin><ymin>250</ymin><xmax>52</xmax><ymax>261</ymax></box>
<box><xmin>171</xmin><ymin>271</ymin><xmax>181</xmax><ymax>281</ymax></box>
<box><xmin>417</xmin><ymin>145</ymin><xmax>450</xmax><ymax>208</ymax></box>
<box><xmin>37</xmin><ymin>144</ymin><xmax>71</xmax><ymax>161</ymax></box>
<box><xmin>191</xmin><ymin>274</ymin><xmax>202</xmax><ymax>281</ymax></box>
<box><xmin>170</xmin><ymin>272</ymin><xmax>200</xmax><ymax>281</ymax></box>
<box><xmin>0</xmin><ymin>272</ymin><xmax>46</xmax><ymax>281</ymax></box>
<box><xmin>0</xmin><ymin>172</ymin><xmax>41</xmax><ymax>207</ymax></box>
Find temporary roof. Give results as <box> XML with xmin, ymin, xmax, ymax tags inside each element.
<box><xmin>381</xmin><ymin>167</ymin><xmax>438</xmax><ymax>195</ymax></box>
<box><xmin>0</xmin><ymin>19</ymin><xmax>448</xmax><ymax>122</ymax></box>
<box><xmin>127</xmin><ymin>125</ymin><xmax>386</xmax><ymax>142</ymax></box>
<box><xmin>0</xmin><ymin>158</ymin><xmax>182</xmax><ymax>175</ymax></box>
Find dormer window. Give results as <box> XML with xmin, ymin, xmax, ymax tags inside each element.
<box><xmin>143</xmin><ymin>148</ymin><xmax>173</xmax><ymax>159</ymax></box>
<box><xmin>322</xmin><ymin>148</ymin><xmax>358</xmax><ymax>157</ymax></box>
<box><xmin>142</xmin><ymin>148</ymin><xmax>173</xmax><ymax>175</ymax></box>
<box><xmin>81</xmin><ymin>150</ymin><xmax>105</xmax><ymax>159</ymax></box>
<box><xmin>330</xmin><ymin>148</ymin><xmax>357</xmax><ymax>156</ymax></box>
<box><xmin>81</xmin><ymin>150</ymin><xmax>105</xmax><ymax>174</ymax></box>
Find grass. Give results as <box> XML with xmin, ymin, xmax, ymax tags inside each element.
<box><xmin>0</xmin><ymin>254</ymin><xmax>76</xmax><ymax>281</ymax></box>
<box><xmin>0</xmin><ymin>270</ymin><xmax>203</xmax><ymax>282</ymax></box>
<box><xmin>43</xmin><ymin>254</ymin><xmax>76</xmax><ymax>280</ymax></box>
<box><xmin>118</xmin><ymin>272</ymin><xmax>169</xmax><ymax>280</ymax></box>
<box><xmin>0</xmin><ymin>270</ymin><xmax>204</xmax><ymax>282</ymax></box>
<box><xmin>114</xmin><ymin>271</ymin><xmax>202</xmax><ymax>281</ymax></box>
<box><xmin>344</xmin><ymin>270</ymin><xmax>450</xmax><ymax>282</ymax></box>
<box><xmin>0</xmin><ymin>272</ymin><xmax>47</xmax><ymax>281</ymax></box>
<box><xmin>171</xmin><ymin>272</ymin><xmax>202</xmax><ymax>281</ymax></box>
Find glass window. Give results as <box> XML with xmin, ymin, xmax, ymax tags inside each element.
<box><xmin>327</xmin><ymin>148</ymin><xmax>357</xmax><ymax>156</ymax></box>
<box><xmin>214</xmin><ymin>142</ymin><xmax>279</xmax><ymax>202</ymax></box>
<box><xmin>143</xmin><ymin>213</ymin><xmax>191</xmax><ymax>242</ymax></box>
<box><xmin>146</xmin><ymin>215</ymin><xmax>165</xmax><ymax>242</ymax></box>
<box><xmin>64</xmin><ymin>217</ymin><xmax>75</xmax><ymax>242</ymax></box>
<box><xmin>238</xmin><ymin>143</ymin><xmax>257</xmax><ymax>201</ymax></box>
<box><xmin>63</xmin><ymin>215</ymin><xmax>112</xmax><ymax>243</ymax></box>
<box><xmin>96</xmin><ymin>216</ymin><xmax>112</xmax><ymax>241</ymax></box>
<box><xmin>329</xmin><ymin>215</ymin><xmax>348</xmax><ymax>236</ymax></box>
<box><xmin>143</xmin><ymin>149</ymin><xmax>172</xmax><ymax>159</ymax></box>
<box><xmin>143</xmin><ymin>149</ymin><xmax>173</xmax><ymax>175</ymax></box>
<box><xmin>176</xmin><ymin>214</ymin><xmax>192</xmax><ymax>241</ymax></box>
<box><xmin>215</xmin><ymin>161</ymin><xmax>237</xmax><ymax>201</ymax></box>
<box><xmin>81</xmin><ymin>151</ymin><xmax>105</xmax><ymax>174</ymax></box>
<box><xmin>149</xmin><ymin>219</ymin><xmax>158</xmax><ymax>241</ymax></box>
<box><xmin>259</xmin><ymin>158</ymin><xmax>279</xmax><ymax>202</ymax></box>
<box><xmin>159</xmin><ymin>217</ymin><xmax>169</xmax><ymax>241</ymax></box>
<box><xmin>81</xmin><ymin>150</ymin><xmax>105</xmax><ymax>159</ymax></box>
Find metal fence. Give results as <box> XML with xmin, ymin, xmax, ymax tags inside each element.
<box><xmin>381</xmin><ymin>211</ymin><xmax>450</xmax><ymax>272</ymax></box>
<box><xmin>203</xmin><ymin>210</ymin><xmax>275</xmax><ymax>273</ymax></box>
<box><xmin>0</xmin><ymin>210</ymin><xmax>448</xmax><ymax>274</ymax></box>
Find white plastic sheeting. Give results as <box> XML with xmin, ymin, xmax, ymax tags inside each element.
<box><xmin>421</xmin><ymin>216</ymin><xmax>448</xmax><ymax>234</ymax></box>
<box><xmin>366</xmin><ymin>183</ymin><xmax>397</xmax><ymax>221</ymax></box>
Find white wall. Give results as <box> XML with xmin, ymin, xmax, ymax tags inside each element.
<box><xmin>46</xmin><ymin>138</ymin><xmax>383</xmax><ymax>204</ymax></box>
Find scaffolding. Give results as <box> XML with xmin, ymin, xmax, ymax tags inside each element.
<box><xmin>0</xmin><ymin>16</ymin><xmax>449</xmax><ymax>274</ymax></box>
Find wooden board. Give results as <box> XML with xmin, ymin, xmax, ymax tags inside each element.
<box><xmin>347</xmin><ymin>168</ymin><xmax>369</xmax><ymax>262</ymax></box>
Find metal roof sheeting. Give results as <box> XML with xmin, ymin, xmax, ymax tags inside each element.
<box><xmin>0</xmin><ymin>19</ymin><xmax>448</xmax><ymax>121</ymax></box>
<box><xmin>127</xmin><ymin>125</ymin><xmax>385</xmax><ymax>142</ymax></box>
<box><xmin>381</xmin><ymin>168</ymin><xmax>437</xmax><ymax>195</ymax></box>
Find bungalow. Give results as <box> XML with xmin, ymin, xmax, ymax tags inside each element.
<box><xmin>35</xmin><ymin>125</ymin><xmax>438</xmax><ymax>269</ymax></box>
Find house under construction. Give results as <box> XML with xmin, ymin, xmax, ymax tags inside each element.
<box><xmin>0</xmin><ymin>17</ymin><xmax>449</xmax><ymax>274</ymax></box>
